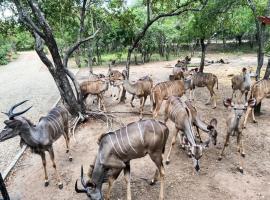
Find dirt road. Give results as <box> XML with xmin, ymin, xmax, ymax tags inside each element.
<box><xmin>5</xmin><ymin>53</ymin><xmax>270</xmax><ymax>200</ymax></box>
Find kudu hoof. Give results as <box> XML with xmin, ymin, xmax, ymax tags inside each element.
<box><xmin>165</xmin><ymin>160</ymin><xmax>170</xmax><ymax>165</ymax></box>
<box><xmin>218</xmin><ymin>156</ymin><xmax>222</xmax><ymax>161</ymax></box>
<box><xmin>66</xmin><ymin>149</ymin><xmax>69</xmax><ymax>153</ymax></box>
<box><xmin>212</xmin><ymin>106</ymin><xmax>217</xmax><ymax>109</ymax></box>
<box><xmin>69</xmin><ymin>156</ymin><xmax>73</xmax><ymax>161</ymax></box>
<box><xmin>253</xmin><ymin>120</ymin><xmax>257</xmax><ymax>123</ymax></box>
<box><xmin>241</xmin><ymin>153</ymin><xmax>246</xmax><ymax>158</ymax></box>
<box><xmin>44</xmin><ymin>180</ymin><xmax>49</xmax><ymax>187</ymax></box>
<box><xmin>58</xmin><ymin>183</ymin><xmax>64</xmax><ymax>190</ymax></box>
<box><xmin>149</xmin><ymin>180</ymin><xmax>156</xmax><ymax>186</ymax></box>
<box><xmin>238</xmin><ymin>167</ymin><xmax>244</xmax><ymax>174</ymax></box>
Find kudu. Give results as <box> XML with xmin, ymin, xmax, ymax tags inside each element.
<box><xmin>185</xmin><ymin>68</ymin><xmax>218</xmax><ymax>108</ymax></box>
<box><xmin>231</xmin><ymin>67</ymin><xmax>252</xmax><ymax>102</ymax></box>
<box><xmin>218</xmin><ymin>98</ymin><xmax>256</xmax><ymax>173</ymax></box>
<box><xmin>164</xmin><ymin>96</ymin><xmax>214</xmax><ymax>172</ymax></box>
<box><xmin>80</xmin><ymin>78</ymin><xmax>109</xmax><ymax>111</ymax></box>
<box><xmin>107</xmin><ymin>65</ymin><xmax>124</xmax><ymax>101</ymax></box>
<box><xmin>0</xmin><ymin>100</ymin><xmax>71</xmax><ymax>189</ymax></box>
<box><xmin>121</xmin><ymin>70</ymin><xmax>153</xmax><ymax>118</ymax></box>
<box><xmin>75</xmin><ymin>119</ymin><xmax>169</xmax><ymax>200</ymax></box>
<box><xmin>172</xmin><ymin>56</ymin><xmax>191</xmax><ymax>80</ymax></box>
<box><xmin>151</xmin><ymin>80</ymin><xmax>185</xmax><ymax>118</ymax></box>
<box><xmin>243</xmin><ymin>79</ymin><xmax>270</xmax><ymax>128</ymax></box>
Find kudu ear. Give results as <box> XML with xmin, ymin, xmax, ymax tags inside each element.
<box><xmin>247</xmin><ymin>98</ymin><xmax>256</xmax><ymax>108</ymax></box>
<box><xmin>4</xmin><ymin>119</ymin><xmax>22</xmax><ymax>128</ymax></box>
<box><xmin>223</xmin><ymin>98</ymin><xmax>234</xmax><ymax>108</ymax></box>
<box><xmin>210</xmin><ymin>118</ymin><xmax>217</xmax><ymax>127</ymax></box>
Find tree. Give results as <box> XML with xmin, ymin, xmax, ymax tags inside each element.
<box><xmin>12</xmin><ymin>0</ymin><xmax>99</xmax><ymax>116</ymax></box>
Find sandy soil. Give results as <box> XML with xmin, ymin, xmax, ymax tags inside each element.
<box><xmin>4</xmin><ymin>53</ymin><xmax>270</xmax><ymax>200</ymax></box>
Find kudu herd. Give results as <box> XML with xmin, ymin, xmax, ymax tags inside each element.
<box><xmin>0</xmin><ymin>56</ymin><xmax>268</xmax><ymax>199</ymax></box>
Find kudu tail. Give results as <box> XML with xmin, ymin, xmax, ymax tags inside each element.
<box><xmin>150</xmin><ymin>90</ymin><xmax>156</xmax><ymax>112</ymax></box>
<box><xmin>216</xmin><ymin>77</ymin><xmax>218</xmax><ymax>90</ymax></box>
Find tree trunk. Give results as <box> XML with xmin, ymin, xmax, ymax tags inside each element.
<box><xmin>199</xmin><ymin>38</ymin><xmax>206</xmax><ymax>72</ymax></box>
<box><xmin>0</xmin><ymin>173</ymin><xmax>10</xmax><ymax>200</ymax></box>
<box><xmin>87</xmin><ymin>43</ymin><xmax>93</xmax><ymax>74</ymax></box>
<box><xmin>236</xmin><ymin>35</ymin><xmax>242</xmax><ymax>46</ymax></box>
<box><xmin>256</xmin><ymin>22</ymin><xmax>265</xmax><ymax>80</ymax></box>
<box><xmin>263</xmin><ymin>57</ymin><xmax>270</xmax><ymax>79</ymax></box>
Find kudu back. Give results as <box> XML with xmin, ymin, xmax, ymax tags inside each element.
<box><xmin>75</xmin><ymin>119</ymin><xmax>169</xmax><ymax>200</ymax></box>
<box><xmin>0</xmin><ymin>100</ymin><xmax>72</xmax><ymax>189</ymax></box>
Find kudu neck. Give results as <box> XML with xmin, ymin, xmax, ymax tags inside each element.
<box><xmin>19</xmin><ymin>121</ymin><xmax>40</xmax><ymax>147</ymax></box>
<box><xmin>91</xmin><ymin>156</ymin><xmax>106</xmax><ymax>189</ymax></box>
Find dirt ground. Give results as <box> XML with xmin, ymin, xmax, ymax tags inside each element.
<box><xmin>4</xmin><ymin>53</ymin><xmax>270</xmax><ymax>200</ymax></box>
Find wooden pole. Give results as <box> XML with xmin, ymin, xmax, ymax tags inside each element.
<box><xmin>0</xmin><ymin>173</ymin><xmax>10</xmax><ymax>200</ymax></box>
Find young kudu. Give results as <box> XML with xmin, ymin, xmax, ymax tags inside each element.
<box><xmin>151</xmin><ymin>80</ymin><xmax>185</xmax><ymax>118</ymax></box>
<box><xmin>231</xmin><ymin>67</ymin><xmax>252</xmax><ymax>102</ymax></box>
<box><xmin>243</xmin><ymin>79</ymin><xmax>270</xmax><ymax>128</ymax></box>
<box><xmin>0</xmin><ymin>100</ymin><xmax>71</xmax><ymax>189</ymax></box>
<box><xmin>75</xmin><ymin>119</ymin><xmax>169</xmax><ymax>200</ymax></box>
<box><xmin>172</xmin><ymin>56</ymin><xmax>191</xmax><ymax>80</ymax></box>
<box><xmin>164</xmin><ymin>96</ymin><xmax>210</xmax><ymax>172</ymax></box>
<box><xmin>108</xmin><ymin>66</ymin><xmax>124</xmax><ymax>101</ymax></box>
<box><xmin>185</xmin><ymin>68</ymin><xmax>218</xmax><ymax>108</ymax></box>
<box><xmin>218</xmin><ymin>98</ymin><xmax>256</xmax><ymax>173</ymax></box>
<box><xmin>121</xmin><ymin>70</ymin><xmax>153</xmax><ymax>118</ymax></box>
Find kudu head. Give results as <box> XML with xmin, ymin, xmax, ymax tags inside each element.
<box><xmin>0</xmin><ymin>100</ymin><xmax>32</xmax><ymax>142</ymax></box>
<box><xmin>207</xmin><ymin>118</ymin><xmax>218</xmax><ymax>146</ymax></box>
<box><xmin>185</xmin><ymin>56</ymin><xmax>191</xmax><ymax>64</ymax></box>
<box><xmin>122</xmin><ymin>70</ymin><xmax>128</xmax><ymax>80</ymax></box>
<box><xmin>223</xmin><ymin>98</ymin><xmax>256</xmax><ymax>119</ymax></box>
<box><xmin>75</xmin><ymin>166</ymin><xmax>102</xmax><ymax>200</ymax></box>
<box><xmin>190</xmin><ymin>144</ymin><xmax>203</xmax><ymax>172</ymax></box>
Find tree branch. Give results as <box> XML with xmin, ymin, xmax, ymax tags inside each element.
<box><xmin>63</xmin><ymin>29</ymin><xmax>100</xmax><ymax>67</ymax></box>
<box><xmin>13</xmin><ymin>0</ymin><xmax>45</xmax><ymax>38</ymax></box>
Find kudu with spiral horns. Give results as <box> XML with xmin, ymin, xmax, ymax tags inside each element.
<box><xmin>0</xmin><ymin>100</ymin><xmax>72</xmax><ymax>189</ymax></box>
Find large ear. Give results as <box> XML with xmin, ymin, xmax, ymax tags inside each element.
<box><xmin>210</xmin><ymin>118</ymin><xmax>217</xmax><ymax>127</ymax></box>
<box><xmin>4</xmin><ymin>119</ymin><xmax>22</xmax><ymax>128</ymax></box>
<box><xmin>247</xmin><ymin>98</ymin><xmax>256</xmax><ymax>108</ymax></box>
<box><xmin>223</xmin><ymin>98</ymin><xmax>234</xmax><ymax>108</ymax></box>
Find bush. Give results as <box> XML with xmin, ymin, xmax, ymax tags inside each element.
<box><xmin>0</xmin><ymin>44</ymin><xmax>12</xmax><ymax>65</ymax></box>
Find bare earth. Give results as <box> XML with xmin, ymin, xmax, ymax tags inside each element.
<box><xmin>5</xmin><ymin>53</ymin><xmax>270</xmax><ymax>200</ymax></box>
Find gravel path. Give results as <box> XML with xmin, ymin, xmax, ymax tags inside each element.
<box><xmin>0</xmin><ymin>51</ymin><xmax>62</xmax><ymax>172</ymax></box>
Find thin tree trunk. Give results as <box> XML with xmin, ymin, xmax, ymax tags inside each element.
<box><xmin>263</xmin><ymin>57</ymin><xmax>270</xmax><ymax>79</ymax></box>
<box><xmin>199</xmin><ymin>38</ymin><xmax>206</xmax><ymax>72</ymax></box>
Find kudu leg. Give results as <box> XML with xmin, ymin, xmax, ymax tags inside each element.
<box><xmin>124</xmin><ymin>163</ymin><xmax>132</xmax><ymax>200</ymax></box>
<box><xmin>63</xmin><ymin>133</ymin><xmax>72</xmax><ymax>161</ymax></box>
<box><xmin>40</xmin><ymin>152</ymin><xmax>49</xmax><ymax>187</ymax></box>
<box><xmin>139</xmin><ymin>97</ymin><xmax>146</xmax><ymax>119</ymax></box>
<box><xmin>153</xmin><ymin>101</ymin><xmax>162</xmax><ymax>119</ymax></box>
<box><xmin>98</xmin><ymin>94</ymin><xmax>106</xmax><ymax>112</ymax></box>
<box><xmin>105</xmin><ymin>176</ymin><xmax>115</xmax><ymax>200</ymax></box>
<box><xmin>149</xmin><ymin>154</ymin><xmax>165</xmax><ymax>200</ymax></box>
<box><xmin>243</xmin><ymin>107</ymin><xmax>255</xmax><ymax>128</ymax></box>
<box><xmin>48</xmin><ymin>148</ymin><xmax>63</xmax><ymax>189</ymax></box>
<box><xmin>166</xmin><ymin>128</ymin><xmax>178</xmax><ymax>164</ymax></box>
<box><xmin>218</xmin><ymin>132</ymin><xmax>230</xmax><ymax>161</ymax></box>
<box><xmin>130</xmin><ymin>95</ymin><xmax>135</xmax><ymax>108</ymax></box>
<box><xmin>237</xmin><ymin>132</ymin><xmax>244</xmax><ymax>173</ymax></box>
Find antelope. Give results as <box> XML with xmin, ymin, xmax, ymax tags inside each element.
<box><xmin>172</xmin><ymin>56</ymin><xmax>191</xmax><ymax>80</ymax></box>
<box><xmin>80</xmin><ymin>79</ymin><xmax>109</xmax><ymax>111</ymax></box>
<box><xmin>75</xmin><ymin>119</ymin><xmax>169</xmax><ymax>200</ymax></box>
<box><xmin>218</xmin><ymin>98</ymin><xmax>256</xmax><ymax>173</ymax></box>
<box><xmin>243</xmin><ymin>79</ymin><xmax>270</xmax><ymax>128</ymax></box>
<box><xmin>231</xmin><ymin>67</ymin><xmax>252</xmax><ymax>102</ymax></box>
<box><xmin>185</xmin><ymin>68</ymin><xmax>218</xmax><ymax>108</ymax></box>
<box><xmin>151</xmin><ymin>80</ymin><xmax>185</xmax><ymax>118</ymax></box>
<box><xmin>108</xmin><ymin>65</ymin><xmax>124</xmax><ymax>101</ymax></box>
<box><xmin>121</xmin><ymin>70</ymin><xmax>153</xmax><ymax>118</ymax></box>
<box><xmin>0</xmin><ymin>100</ymin><xmax>71</xmax><ymax>189</ymax></box>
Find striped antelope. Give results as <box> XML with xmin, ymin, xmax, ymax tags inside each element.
<box><xmin>121</xmin><ymin>70</ymin><xmax>153</xmax><ymax>118</ymax></box>
<box><xmin>231</xmin><ymin>67</ymin><xmax>253</xmax><ymax>102</ymax></box>
<box><xmin>108</xmin><ymin>67</ymin><xmax>124</xmax><ymax>101</ymax></box>
<box><xmin>185</xmin><ymin>68</ymin><xmax>218</xmax><ymax>108</ymax></box>
<box><xmin>243</xmin><ymin>79</ymin><xmax>270</xmax><ymax>128</ymax></box>
<box><xmin>164</xmin><ymin>96</ymin><xmax>208</xmax><ymax>172</ymax></box>
<box><xmin>80</xmin><ymin>78</ymin><xmax>109</xmax><ymax>111</ymax></box>
<box><xmin>0</xmin><ymin>101</ymin><xmax>71</xmax><ymax>189</ymax></box>
<box><xmin>218</xmin><ymin>98</ymin><xmax>256</xmax><ymax>173</ymax></box>
<box><xmin>75</xmin><ymin>119</ymin><xmax>169</xmax><ymax>200</ymax></box>
<box><xmin>172</xmin><ymin>56</ymin><xmax>191</xmax><ymax>80</ymax></box>
<box><xmin>151</xmin><ymin>80</ymin><xmax>185</xmax><ymax>118</ymax></box>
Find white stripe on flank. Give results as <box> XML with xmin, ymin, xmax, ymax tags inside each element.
<box><xmin>114</xmin><ymin>131</ymin><xmax>126</xmax><ymax>155</ymax></box>
<box><xmin>137</xmin><ymin>122</ymin><xmax>144</xmax><ymax>144</ymax></box>
<box><xmin>109</xmin><ymin>134</ymin><xmax>121</xmax><ymax>157</ymax></box>
<box><xmin>48</xmin><ymin>113</ymin><xmax>64</xmax><ymax>133</ymax></box>
<box><xmin>150</xmin><ymin>120</ymin><xmax>156</xmax><ymax>143</ymax></box>
<box><xmin>47</xmin><ymin>117</ymin><xmax>57</xmax><ymax>137</ymax></box>
<box><xmin>120</xmin><ymin>129</ymin><xmax>128</xmax><ymax>152</ymax></box>
<box><xmin>126</xmin><ymin>126</ymin><xmax>137</xmax><ymax>154</ymax></box>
